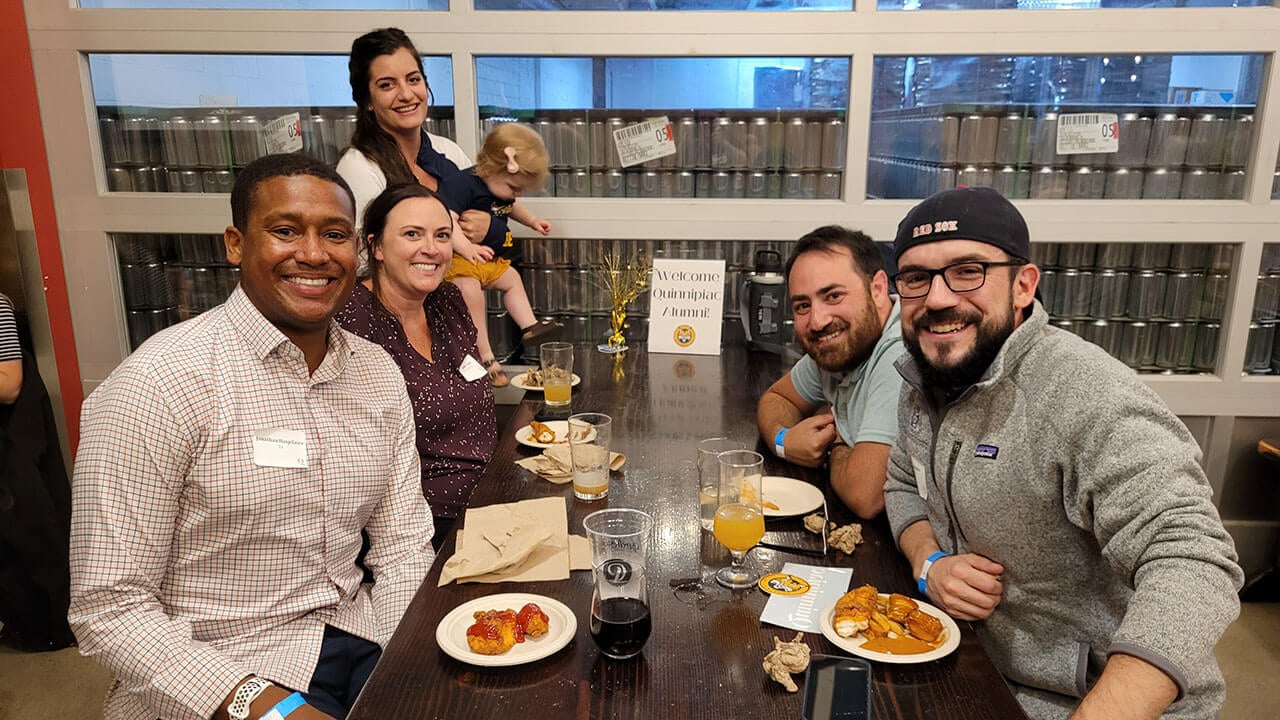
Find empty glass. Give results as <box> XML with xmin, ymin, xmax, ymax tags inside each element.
<box><xmin>695</xmin><ymin>438</ymin><xmax>744</xmax><ymax>531</ymax></box>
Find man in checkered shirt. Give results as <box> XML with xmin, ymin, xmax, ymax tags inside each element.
<box><xmin>69</xmin><ymin>154</ymin><xmax>435</xmax><ymax>720</ymax></box>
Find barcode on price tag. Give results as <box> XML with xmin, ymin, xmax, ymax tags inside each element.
<box><xmin>613</xmin><ymin>117</ymin><xmax>676</xmax><ymax>168</ymax></box>
<box><xmin>1056</xmin><ymin>112</ymin><xmax>1119</xmax><ymax>155</ymax></box>
<box><xmin>264</xmin><ymin>112</ymin><xmax>304</xmax><ymax>155</ymax></box>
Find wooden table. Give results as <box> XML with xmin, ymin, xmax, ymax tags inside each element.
<box><xmin>349</xmin><ymin>344</ymin><xmax>1029</xmax><ymax>720</ymax></box>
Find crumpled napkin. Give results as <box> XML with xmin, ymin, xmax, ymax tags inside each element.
<box><xmin>438</xmin><ymin>496</ymin><xmax>590</xmax><ymax>585</ymax></box>
<box><xmin>514</xmin><ymin>444</ymin><xmax>627</xmax><ymax>484</ymax></box>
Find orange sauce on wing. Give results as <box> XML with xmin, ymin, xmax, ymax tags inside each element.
<box><xmin>860</xmin><ymin>635</ymin><xmax>937</xmax><ymax>655</ymax></box>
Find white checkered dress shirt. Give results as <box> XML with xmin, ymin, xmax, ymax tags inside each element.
<box><xmin>69</xmin><ymin>287</ymin><xmax>435</xmax><ymax>720</ymax></box>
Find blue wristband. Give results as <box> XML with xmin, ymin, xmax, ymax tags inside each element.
<box><xmin>773</xmin><ymin>427</ymin><xmax>788</xmax><ymax>459</ymax></box>
<box><xmin>261</xmin><ymin>692</ymin><xmax>306</xmax><ymax>720</ymax></box>
<box><xmin>917</xmin><ymin>551</ymin><xmax>948</xmax><ymax>595</ymax></box>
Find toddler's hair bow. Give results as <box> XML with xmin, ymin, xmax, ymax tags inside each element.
<box><xmin>504</xmin><ymin>146</ymin><xmax>520</xmax><ymax>174</ymax></box>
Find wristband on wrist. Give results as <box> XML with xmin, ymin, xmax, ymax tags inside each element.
<box><xmin>917</xmin><ymin>551</ymin><xmax>948</xmax><ymax>595</ymax></box>
<box><xmin>227</xmin><ymin>677</ymin><xmax>273</xmax><ymax>720</ymax></box>
<box><xmin>773</xmin><ymin>427</ymin><xmax>788</xmax><ymax>459</ymax></box>
<box><xmin>261</xmin><ymin>692</ymin><xmax>307</xmax><ymax>720</ymax></box>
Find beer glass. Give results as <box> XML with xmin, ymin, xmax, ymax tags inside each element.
<box><xmin>583</xmin><ymin>508</ymin><xmax>653</xmax><ymax>660</ymax></box>
<box><xmin>540</xmin><ymin>342</ymin><xmax>573</xmax><ymax>408</ymax></box>
<box><xmin>713</xmin><ymin>450</ymin><xmax>765</xmax><ymax>589</ymax></box>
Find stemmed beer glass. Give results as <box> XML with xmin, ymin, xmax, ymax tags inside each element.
<box><xmin>712</xmin><ymin>450</ymin><xmax>766</xmax><ymax>589</ymax></box>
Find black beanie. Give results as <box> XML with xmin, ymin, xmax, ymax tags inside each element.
<box><xmin>894</xmin><ymin>187</ymin><xmax>1030</xmax><ymax>262</ymax></box>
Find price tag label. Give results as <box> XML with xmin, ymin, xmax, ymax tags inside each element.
<box><xmin>264</xmin><ymin>112</ymin><xmax>304</xmax><ymax>155</ymax></box>
<box><xmin>612</xmin><ymin>116</ymin><xmax>676</xmax><ymax>168</ymax></box>
<box><xmin>1056</xmin><ymin>112</ymin><xmax>1119</xmax><ymax>155</ymax></box>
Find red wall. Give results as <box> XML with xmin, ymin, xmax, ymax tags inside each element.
<box><xmin>0</xmin><ymin>0</ymin><xmax>84</xmax><ymax>452</ymax></box>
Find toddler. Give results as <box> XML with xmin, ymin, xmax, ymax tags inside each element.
<box><xmin>438</xmin><ymin>122</ymin><xmax>562</xmax><ymax>386</ymax></box>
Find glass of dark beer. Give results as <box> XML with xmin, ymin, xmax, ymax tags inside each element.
<box><xmin>583</xmin><ymin>508</ymin><xmax>653</xmax><ymax>660</ymax></box>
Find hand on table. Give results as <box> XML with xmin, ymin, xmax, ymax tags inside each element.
<box><xmin>782</xmin><ymin>413</ymin><xmax>838</xmax><ymax>468</ymax></box>
<box><xmin>925</xmin><ymin>553</ymin><xmax>1004</xmax><ymax>621</ymax></box>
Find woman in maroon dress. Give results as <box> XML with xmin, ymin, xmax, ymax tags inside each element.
<box><xmin>337</xmin><ymin>183</ymin><xmax>497</xmax><ymax>547</ymax></box>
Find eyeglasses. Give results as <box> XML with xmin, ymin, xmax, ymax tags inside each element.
<box><xmin>892</xmin><ymin>260</ymin><xmax>1025</xmax><ymax>299</ymax></box>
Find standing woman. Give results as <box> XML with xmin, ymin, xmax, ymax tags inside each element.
<box><xmin>336</xmin><ymin>184</ymin><xmax>497</xmax><ymax>547</ymax></box>
<box><xmin>337</xmin><ymin>28</ymin><xmax>483</xmax><ymax>232</ymax></box>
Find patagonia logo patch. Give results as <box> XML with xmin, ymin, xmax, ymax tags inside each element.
<box><xmin>975</xmin><ymin>444</ymin><xmax>999</xmax><ymax>459</ymax></box>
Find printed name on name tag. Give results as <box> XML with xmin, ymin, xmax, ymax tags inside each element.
<box><xmin>253</xmin><ymin>428</ymin><xmax>308</xmax><ymax>469</ymax></box>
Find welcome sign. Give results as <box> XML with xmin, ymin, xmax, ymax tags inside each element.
<box><xmin>648</xmin><ymin>258</ymin><xmax>725</xmax><ymax>355</ymax></box>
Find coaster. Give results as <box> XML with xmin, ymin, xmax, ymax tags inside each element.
<box><xmin>758</xmin><ymin>573</ymin><xmax>812</xmax><ymax>596</ymax></box>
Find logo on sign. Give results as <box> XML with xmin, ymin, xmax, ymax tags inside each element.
<box><xmin>674</xmin><ymin>324</ymin><xmax>696</xmax><ymax>347</ymax></box>
<box><xmin>975</xmin><ymin>444</ymin><xmax>999</xmax><ymax>459</ymax></box>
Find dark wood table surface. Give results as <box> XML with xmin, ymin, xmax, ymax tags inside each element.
<box><xmin>349</xmin><ymin>344</ymin><xmax>1028</xmax><ymax>720</ymax></box>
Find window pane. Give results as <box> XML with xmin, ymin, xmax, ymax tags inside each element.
<box><xmin>477</xmin><ymin>56</ymin><xmax>851</xmax><ymax>199</ymax></box>
<box><xmin>90</xmin><ymin>53</ymin><xmax>455</xmax><ymax>193</ymax></box>
<box><xmin>868</xmin><ymin>53</ymin><xmax>1265</xmax><ymax>200</ymax></box>
<box><xmin>878</xmin><ymin>0</ymin><xmax>1269</xmax><ymax>10</ymax></box>
<box><xmin>82</xmin><ymin>0</ymin><xmax>446</xmax><ymax>9</ymax></box>
<box><xmin>474</xmin><ymin>0</ymin><xmax>850</xmax><ymax>11</ymax></box>
<box><xmin>1032</xmin><ymin>242</ymin><xmax>1236</xmax><ymax>374</ymax></box>
<box><xmin>1249</xmin><ymin>245</ymin><xmax>1280</xmax><ymax>374</ymax></box>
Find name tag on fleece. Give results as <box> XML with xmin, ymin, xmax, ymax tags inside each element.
<box><xmin>253</xmin><ymin>428</ymin><xmax>308</xmax><ymax>469</ymax></box>
<box><xmin>459</xmin><ymin>354</ymin><xmax>487</xmax><ymax>382</ymax></box>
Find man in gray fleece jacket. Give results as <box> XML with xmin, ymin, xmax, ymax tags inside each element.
<box><xmin>883</xmin><ymin>187</ymin><xmax>1242</xmax><ymax>720</ymax></box>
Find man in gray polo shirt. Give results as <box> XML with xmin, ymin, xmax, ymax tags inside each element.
<box><xmin>757</xmin><ymin>225</ymin><xmax>905</xmax><ymax>518</ymax></box>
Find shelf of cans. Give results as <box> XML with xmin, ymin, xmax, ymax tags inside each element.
<box><xmin>867</xmin><ymin>104</ymin><xmax>1263</xmax><ymax>200</ymax></box>
<box><xmin>482</xmin><ymin>110</ymin><xmax>847</xmax><ymax>200</ymax></box>
<box><xmin>1246</xmin><ymin>244</ymin><xmax>1280</xmax><ymax>375</ymax></box>
<box><xmin>114</xmin><ymin>233</ymin><xmax>239</xmax><ymax>349</ymax></box>
<box><xmin>98</xmin><ymin>106</ymin><xmax>458</xmax><ymax>193</ymax></box>
<box><xmin>1033</xmin><ymin>241</ymin><xmax>1242</xmax><ymax>375</ymax></box>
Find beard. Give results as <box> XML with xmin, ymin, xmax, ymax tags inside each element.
<box><xmin>903</xmin><ymin>303</ymin><xmax>1016</xmax><ymax>393</ymax></box>
<box><xmin>798</xmin><ymin>297</ymin><xmax>882</xmax><ymax>374</ymax></box>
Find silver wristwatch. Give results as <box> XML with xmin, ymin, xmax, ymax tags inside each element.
<box><xmin>228</xmin><ymin>677</ymin><xmax>273</xmax><ymax>720</ymax></box>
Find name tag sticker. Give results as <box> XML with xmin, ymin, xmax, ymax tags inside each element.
<box><xmin>253</xmin><ymin>428</ymin><xmax>308</xmax><ymax>469</ymax></box>
<box><xmin>459</xmin><ymin>354</ymin><xmax>487</xmax><ymax>382</ymax></box>
<box><xmin>911</xmin><ymin>456</ymin><xmax>929</xmax><ymax>501</ymax></box>
<box><xmin>975</xmin><ymin>444</ymin><xmax>999</xmax><ymax>459</ymax></box>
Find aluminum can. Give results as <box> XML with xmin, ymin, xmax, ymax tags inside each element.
<box><xmin>1089</xmin><ymin>270</ymin><xmax>1130</xmax><ymax>319</ymax></box>
<box><xmin>120</xmin><ymin>262</ymin><xmax>173</xmax><ymax>308</ymax></box>
<box><xmin>781</xmin><ymin>172</ymin><xmax>805</xmax><ymax>199</ymax></box>
<box><xmin>935</xmin><ymin>165</ymin><xmax>956</xmax><ymax>194</ymax></box>
<box><xmin>333</xmin><ymin>114</ymin><xmax>357</xmax><ymax>151</ymax></box>
<box><xmin>657</xmin><ymin>170</ymin><xmax>677</xmax><ymax>198</ymax></box>
<box><xmin>1223</xmin><ymin>114</ymin><xmax>1254</xmax><ymax>168</ymax></box>
<box><xmin>1169</xmin><ymin>244</ymin><xmax>1208</xmax><ymax>271</ymax></box>
<box><xmin>160</xmin><ymin>116</ymin><xmax>199</xmax><ymax>168</ymax></box>
<box><xmin>1094</xmin><ymin>244</ymin><xmax>1134</xmax><ymax>270</ymax></box>
<box><xmin>711</xmin><ymin>117</ymin><xmax>735</xmax><ymax>170</ymax></box>
<box><xmin>1163</xmin><ymin>271</ymin><xmax>1205</xmax><ymax>321</ymax></box>
<box><xmin>694</xmin><ymin>170</ymin><xmax>712</xmax><ymax>198</ymax></box>
<box><xmin>1110</xmin><ymin>113</ymin><xmax>1152</xmax><ymax>168</ymax></box>
<box><xmin>766</xmin><ymin>172</ymin><xmax>783</xmax><ymax>198</ymax></box>
<box><xmin>1193</xmin><ymin>322</ymin><xmax>1220</xmax><ymax>372</ymax></box>
<box><xmin>571</xmin><ymin>169</ymin><xmax>590</xmax><ymax>197</ymax></box>
<box><xmin>99</xmin><ymin>116</ymin><xmax>129</xmax><ymax>165</ymax></box>
<box><xmin>1067</xmin><ymin>167</ymin><xmax>1105</xmax><ymax>199</ymax></box>
<box><xmin>1185</xmin><ymin>113</ymin><xmax>1226</xmax><ymax>167</ymax></box>
<box><xmin>1207</xmin><ymin>245</ymin><xmax>1235</xmax><ymax>274</ymax></box>
<box><xmin>1131</xmin><ymin>242</ymin><xmax>1172</xmax><ymax>271</ymax></box>
<box><xmin>302</xmin><ymin>114</ymin><xmax>336</xmax><ymax>166</ymax></box>
<box><xmin>992</xmin><ymin>166</ymin><xmax>1029</xmax><ymax>199</ymax></box>
<box><xmin>554</xmin><ymin>170</ymin><xmax>571</xmax><ymax>198</ymax></box>
<box><xmin>675</xmin><ymin>170</ymin><xmax>695</xmax><ymax>198</ymax></box>
<box><xmin>957</xmin><ymin>115</ymin><xmax>994</xmax><ymax>166</ymax></box>
<box><xmin>730</xmin><ymin>120</ymin><xmax>750</xmax><ymax>169</ymax></box>
<box><xmin>123</xmin><ymin>115</ymin><xmax>160</xmax><ymax>165</ymax></box>
<box><xmin>1052</xmin><ymin>269</ymin><xmax>1080</xmax><ymax>318</ymax></box>
<box><xmin>1141</xmin><ymin>168</ymin><xmax>1182</xmax><ymax>199</ymax></box>
<box><xmin>1255</xmin><ymin>274</ymin><xmax>1280</xmax><ymax>321</ymax></box>
<box><xmin>783</xmin><ymin>118</ymin><xmax>807</xmax><ymax>170</ymax></box>
<box><xmin>535</xmin><ymin>120</ymin><xmax>560</xmax><ymax>168</ymax></box>
<box><xmin>589</xmin><ymin>121</ymin><xmax>608</xmax><ymax>169</ymax></box>
<box><xmin>1029</xmin><ymin>113</ymin><xmax>1065</xmax><ymax>167</ymax></box>
<box><xmin>588</xmin><ymin>171</ymin><xmax>606</xmax><ymax>198</ymax></box>
<box><xmin>1119</xmin><ymin>321</ymin><xmax>1160</xmax><ymax>370</ymax></box>
<box><xmin>1156</xmin><ymin>322</ymin><xmax>1195</xmax><ymax>370</ymax></box>
<box><xmin>802</xmin><ymin>121</ymin><xmax>823</xmax><ymax>170</ymax></box>
<box><xmin>126</xmin><ymin>307</ymin><xmax>177</xmax><ymax>350</ymax></box>
<box><xmin>1222</xmin><ymin>170</ymin><xmax>1246</xmax><ymax>199</ymax></box>
<box><xmin>170</xmin><ymin>169</ymin><xmax>204</xmax><ymax>193</ymax></box>
<box><xmin>710</xmin><ymin>171</ymin><xmax>733</xmax><ymax>199</ymax></box>
<box><xmin>106</xmin><ymin>166</ymin><xmax>133</xmax><ymax>192</ymax></box>
<box><xmin>690</xmin><ymin>119</ymin><xmax>712</xmax><ymax>168</ymax></box>
<box><xmin>994</xmin><ymin>113</ymin><xmax>1030</xmax><ymax>166</ymax></box>
<box><xmin>1052</xmin><ymin>318</ymin><xmax>1082</xmax><ymax>337</ymax></box>
<box><xmin>1030</xmin><ymin>244</ymin><xmax>1058</xmax><ymax>270</ymax></box>
<box><xmin>1057</xmin><ymin>243</ymin><xmax>1095</xmax><ymax>270</ymax></box>
<box><xmin>1081</xmin><ymin>319</ymin><xmax>1122</xmax><ymax>358</ymax></box>
<box><xmin>938</xmin><ymin>116</ymin><xmax>960</xmax><ymax>165</ymax></box>
<box><xmin>174</xmin><ymin>234</ymin><xmax>218</xmax><ymax>264</ymax></box>
<box><xmin>817</xmin><ymin>171</ymin><xmax>842</xmax><ymax>199</ymax></box>
<box><xmin>1069</xmin><ymin>270</ymin><xmax>1095</xmax><ymax>318</ymax></box>
<box><xmin>202</xmin><ymin>169</ymin><xmax>234</xmax><ymax>194</ymax></box>
<box><xmin>1126</xmin><ymin>270</ymin><xmax>1168</xmax><ymax>320</ymax></box>
<box><xmin>673</xmin><ymin>116</ymin><xmax>697</xmax><ymax>168</ymax></box>
<box><xmin>1038</xmin><ymin>269</ymin><xmax>1057</xmax><ymax>311</ymax></box>
<box><xmin>1029</xmin><ymin>167</ymin><xmax>1067</xmax><ymax>199</ymax></box>
<box><xmin>1244</xmin><ymin>321</ymin><xmax>1276</xmax><ymax>373</ymax></box>
<box><xmin>820</xmin><ymin>119</ymin><xmax>846</xmax><ymax>170</ymax></box>
<box><xmin>745</xmin><ymin>171</ymin><xmax>769</xmax><ymax>199</ymax></box>
<box><xmin>1179</xmin><ymin>169</ymin><xmax>1220</xmax><ymax>200</ymax></box>
<box><xmin>228</xmin><ymin>115</ymin><xmax>266</xmax><ymax>167</ymax></box>
<box><xmin>799</xmin><ymin>171</ymin><xmax>818</xmax><ymax>199</ymax></box>
<box><xmin>1145</xmin><ymin>113</ymin><xmax>1190</xmax><ymax>167</ymax></box>
<box><xmin>570</xmin><ymin>119</ymin><xmax>591</xmax><ymax>169</ymax></box>
<box><xmin>598</xmin><ymin>169</ymin><xmax>623</xmax><ymax>198</ymax></box>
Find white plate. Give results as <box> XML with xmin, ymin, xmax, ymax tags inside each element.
<box><xmin>510</xmin><ymin>372</ymin><xmax>582</xmax><ymax>392</ymax></box>
<box><xmin>818</xmin><ymin>594</ymin><xmax>961</xmax><ymax>664</ymax></box>
<box><xmin>762</xmin><ymin>476</ymin><xmax>825</xmax><ymax>518</ymax></box>
<box><xmin>435</xmin><ymin>593</ymin><xmax>577</xmax><ymax>667</ymax></box>
<box><xmin>515</xmin><ymin>420</ymin><xmax>574</xmax><ymax>449</ymax></box>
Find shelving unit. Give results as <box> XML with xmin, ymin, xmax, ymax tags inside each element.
<box><xmin>20</xmin><ymin>1</ymin><xmax>1280</xmax><ymax>574</ymax></box>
